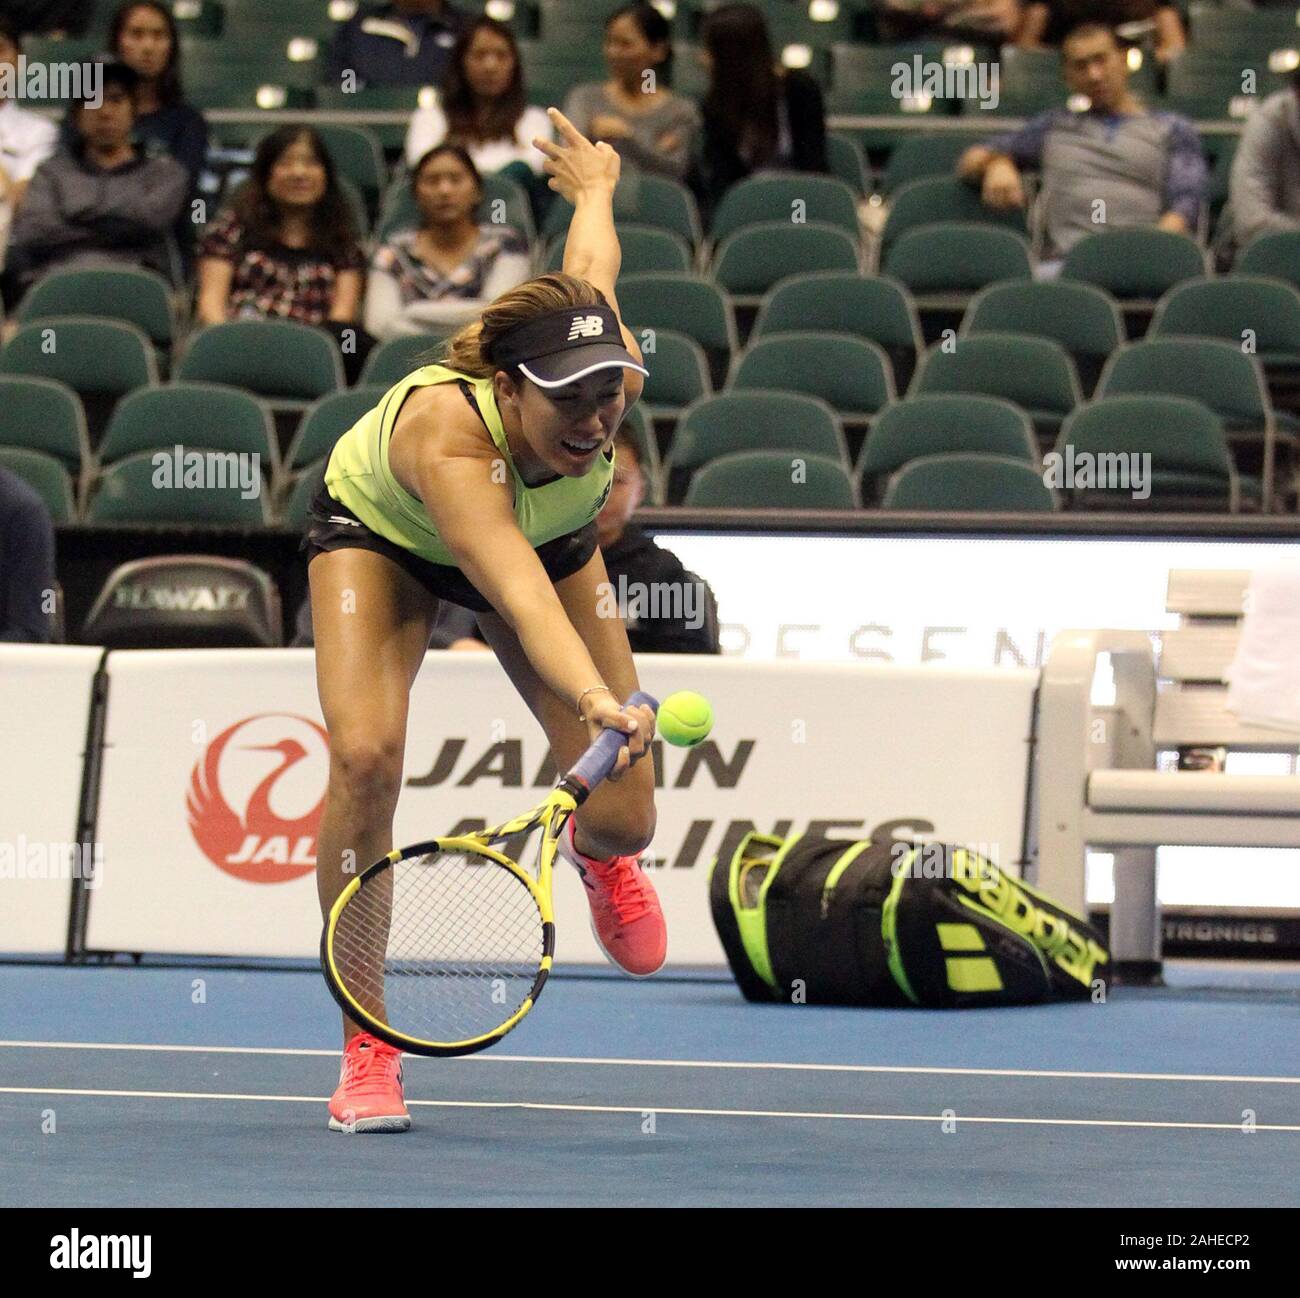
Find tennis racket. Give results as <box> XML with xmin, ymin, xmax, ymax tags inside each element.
<box><xmin>321</xmin><ymin>690</ymin><xmax>658</xmax><ymax>1057</ymax></box>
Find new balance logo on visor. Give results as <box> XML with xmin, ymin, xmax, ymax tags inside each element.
<box><xmin>567</xmin><ymin>315</ymin><xmax>606</xmax><ymax>341</ymax></box>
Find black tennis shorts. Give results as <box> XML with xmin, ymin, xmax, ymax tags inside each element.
<box><xmin>300</xmin><ymin>481</ymin><xmax>599</xmax><ymax>614</ymax></box>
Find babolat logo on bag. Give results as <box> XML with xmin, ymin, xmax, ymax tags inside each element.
<box><xmin>707</xmin><ymin>823</ymin><xmax>1111</xmax><ymax>1009</ymax></box>
<box><xmin>567</xmin><ymin>314</ymin><xmax>605</xmax><ymax>340</ymax></box>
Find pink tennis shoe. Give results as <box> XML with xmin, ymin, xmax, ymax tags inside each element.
<box><xmin>328</xmin><ymin>1032</ymin><xmax>410</xmax><ymax>1134</ymax></box>
<box><xmin>559</xmin><ymin>818</ymin><xmax>667</xmax><ymax>977</ymax></box>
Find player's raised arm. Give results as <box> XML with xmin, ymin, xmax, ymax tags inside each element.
<box><xmin>534</xmin><ymin>107</ymin><xmax>644</xmax><ymax>400</ymax></box>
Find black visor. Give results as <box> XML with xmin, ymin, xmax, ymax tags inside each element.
<box><xmin>486</xmin><ymin>305</ymin><xmax>648</xmax><ymax>390</ymax></box>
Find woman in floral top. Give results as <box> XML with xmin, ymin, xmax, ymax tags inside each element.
<box><xmin>364</xmin><ymin>143</ymin><xmax>531</xmax><ymax>342</ymax></box>
<box><xmin>197</xmin><ymin>126</ymin><xmax>366</xmax><ymax>331</ymax></box>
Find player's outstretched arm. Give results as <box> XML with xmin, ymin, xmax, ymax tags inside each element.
<box><xmin>534</xmin><ymin>107</ymin><xmax>644</xmax><ymax>399</ymax></box>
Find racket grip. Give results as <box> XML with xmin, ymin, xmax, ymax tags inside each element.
<box><xmin>566</xmin><ymin>689</ymin><xmax>659</xmax><ymax>793</ymax></box>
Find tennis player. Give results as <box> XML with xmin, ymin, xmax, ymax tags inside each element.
<box><xmin>305</xmin><ymin>108</ymin><xmax>663</xmax><ymax>1132</ymax></box>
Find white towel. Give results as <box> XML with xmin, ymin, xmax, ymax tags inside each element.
<box><xmin>1225</xmin><ymin>566</ymin><xmax>1300</xmax><ymax>733</ymax></box>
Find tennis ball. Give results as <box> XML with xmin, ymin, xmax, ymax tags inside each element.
<box><xmin>658</xmin><ymin>691</ymin><xmax>714</xmax><ymax>747</ymax></box>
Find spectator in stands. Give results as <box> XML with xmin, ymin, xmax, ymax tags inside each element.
<box><xmin>1018</xmin><ymin>0</ymin><xmax>1185</xmax><ymax>65</ymax></box>
<box><xmin>108</xmin><ymin>2</ymin><xmax>208</xmax><ymax>191</ymax></box>
<box><xmin>419</xmin><ymin>426</ymin><xmax>723</xmax><ymax>654</ymax></box>
<box><xmin>329</xmin><ymin>0</ymin><xmax>467</xmax><ymax>90</ymax></box>
<box><xmin>562</xmin><ymin>3</ymin><xmax>700</xmax><ymax>184</ymax></box>
<box><xmin>404</xmin><ymin>17</ymin><xmax>552</xmax><ymax>204</ymax></box>
<box><xmin>0</xmin><ymin>464</ymin><xmax>57</xmax><ymax>644</ymax></box>
<box><xmin>1220</xmin><ymin>71</ymin><xmax>1300</xmax><ymax>260</ymax></box>
<box><xmin>875</xmin><ymin>0</ymin><xmax>1024</xmax><ymax>47</ymax></box>
<box><xmin>0</xmin><ymin>16</ymin><xmax>59</xmax><ymax>273</ymax></box>
<box><xmin>6</xmin><ymin>61</ymin><xmax>188</xmax><ymax>297</ymax></box>
<box><xmin>366</xmin><ymin>143</ymin><xmax>530</xmax><ymax>341</ymax></box>
<box><xmin>196</xmin><ymin>126</ymin><xmax>370</xmax><ymax>377</ymax></box>
<box><xmin>957</xmin><ymin>22</ymin><xmax>1204</xmax><ymax>265</ymax></box>
<box><xmin>688</xmin><ymin>2</ymin><xmax>828</xmax><ymax>226</ymax></box>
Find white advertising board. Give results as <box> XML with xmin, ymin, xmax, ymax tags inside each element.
<box><xmin>658</xmin><ymin>533</ymin><xmax>1300</xmax><ymax>668</ymax></box>
<box><xmin>85</xmin><ymin>651</ymin><xmax>1036</xmax><ymax>963</ymax></box>
<box><xmin>0</xmin><ymin>646</ymin><xmax>103</xmax><ymax>954</ymax></box>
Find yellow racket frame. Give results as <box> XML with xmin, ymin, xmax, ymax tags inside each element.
<box><xmin>321</xmin><ymin>787</ymin><xmax>576</xmax><ymax>1057</ymax></box>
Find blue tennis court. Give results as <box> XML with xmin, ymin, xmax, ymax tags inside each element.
<box><xmin>3</xmin><ymin>960</ymin><xmax>1297</xmax><ymax>1208</ymax></box>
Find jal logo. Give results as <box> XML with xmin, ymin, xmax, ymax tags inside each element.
<box><xmin>567</xmin><ymin>314</ymin><xmax>604</xmax><ymax>340</ymax></box>
<box><xmin>187</xmin><ymin>714</ymin><xmax>329</xmax><ymax>883</ymax></box>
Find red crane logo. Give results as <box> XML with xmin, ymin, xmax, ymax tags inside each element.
<box><xmin>187</xmin><ymin>714</ymin><xmax>329</xmax><ymax>883</ymax></box>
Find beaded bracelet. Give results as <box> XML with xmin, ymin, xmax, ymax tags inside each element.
<box><xmin>576</xmin><ymin>684</ymin><xmax>615</xmax><ymax>719</ymax></box>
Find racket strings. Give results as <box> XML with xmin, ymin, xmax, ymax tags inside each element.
<box><xmin>331</xmin><ymin>849</ymin><xmax>544</xmax><ymax>1047</ymax></box>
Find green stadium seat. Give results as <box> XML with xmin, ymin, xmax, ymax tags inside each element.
<box><xmin>1098</xmin><ymin>338</ymin><xmax>1284</xmax><ymax>505</ymax></box>
<box><xmin>617</xmin><ymin>400</ymin><xmax>662</xmax><ymax>504</ymax></box>
<box><xmin>729</xmin><ymin>332</ymin><xmax>895</xmax><ymax>421</ymax></box>
<box><xmin>828</xmin><ymin>41</ymin><xmax>960</xmax><ymax>117</ymax></box>
<box><xmin>710</xmin><ymin>174</ymin><xmax>862</xmax><ymax>243</ymax></box>
<box><xmin>0</xmin><ymin>320</ymin><xmax>159</xmax><ymax>441</ymax></box>
<box><xmin>881</xmin><ymin>177</ymin><xmax>1028</xmax><ymax>254</ymax></box>
<box><xmin>961</xmin><ymin>280</ymin><xmax>1124</xmax><ymax>396</ymax></box>
<box><xmin>17</xmin><ymin>267</ymin><xmax>176</xmax><ymax>348</ymax></box>
<box><xmin>857</xmin><ymin>395</ymin><xmax>1037</xmax><ymax>500</ymax></box>
<box><xmin>314</xmin><ymin>85</ymin><xmax>435</xmax><ymax>147</ymax></box>
<box><xmin>360</xmin><ymin>335</ymin><xmax>445</xmax><ymax>386</ymax></box>
<box><xmin>696</xmin><ymin>0</ymin><xmax>858</xmax><ymax>49</ymax></box>
<box><xmin>1149</xmin><ymin>276</ymin><xmax>1300</xmax><ymax>379</ymax></box>
<box><xmin>178</xmin><ymin>321</ymin><xmax>344</xmax><ymax>406</ymax></box>
<box><xmin>545</xmin><ymin>225</ymin><xmax>692</xmax><ymax>275</ymax></box>
<box><xmin>827</xmin><ymin>133</ymin><xmax>869</xmax><ymax>195</ymax></box>
<box><xmin>1186</xmin><ymin>7</ymin><xmax>1300</xmax><ymax>62</ymax></box>
<box><xmin>882</xmin><ymin>453</ymin><xmax>1059</xmax><ymax>511</ymax></box>
<box><xmin>88</xmin><ymin>450</ymin><xmax>271</xmax><ymax>525</ymax></box>
<box><xmin>213</xmin><ymin>0</ymin><xmax>339</xmax><ymax>40</ymax></box>
<box><xmin>99</xmin><ymin>385</ymin><xmax>277</xmax><ymax>479</ymax></box>
<box><xmin>283</xmin><ymin>458</ymin><xmax>328</xmax><ymax>529</ymax></box>
<box><xmin>617</xmin><ymin>273</ymin><xmax>738</xmax><ymax>387</ymax></box>
<box><xmin>911</xmin><ymin>331</ymin><xmax>1081</xmax><ymax>442</ymax></box>
<box><xmin>710</xmin><ymin>222</ymin><xmax>861</xmax><ymax>299</ymax></box>
<box><xmin>666</xmin><ymin>390</ymin><xmax>847</xmax><ymax>503</ymax></box>
<box><xmin>0</xmin><ymin>447</ymin><xmax>77</xmax><ymax>523</ymax></box>
<box><xmin>544</xmin><ymin>174</ymin><xmax>702</xmax><ymax>244</ymax></box>
<box><xmin>881</xmin><ymin>133</ymin><xmax>982</xmax><ymax>195</ymax></box>
<box><xmin>287</xmin><ymin>387</ymin><xmax>389</xmax><ymax>473</ymax></box>
<box><xmin>1060</xmin><ymin>228</ymin><xmax>1206</xmax><ymax>303</ymax></box>
<box><xmin>1238</xmin><ymin>231</ymin><xmax>1300</xmax><ymax>291</ymax></box>
<box><xmin>684</xmin><ymin>450</ymin><xmax>859</xmax><ymax>509</ymax></box>
<box><xmin>995</xmin><ymin>46</ymin><xmax>1070</xmax><ymax>116</ymax></box>
<box><xmin>639</xmin><ymin>330</ymin><xmax>712</xmax><ymax>418</ymax></box>
<box><xmin>184</xmin><ymin>56</ymin><xmax>317</xmax><ymax>111</ymax></box>
<box><xmin>519</xmin><ymin>44</ymin><xmax>605</xmax><ymax>108</ymax></box>
<box><xmin>0</xmin><ymin>376</ymin><xmax>89</xmax><ymax>474</ymax></box>
<box><xmin>882</xmin><ymin>222</ymin><xmax>1032</xmax><ymax>295</ymax></box>
<box><xmin>1163</xmin><ymin>50</ymin><xmax>1288</xmax><ymax>121</ymax></box>
<box><xmin>171</xmin><ymin>0</ymin><xmax>226</xmax><ymax>39</ymax></box>
<box><xmin>752</xmin><ymin>272</ymin><xmax>923</xmax><ymax>388</ymax></box>
<box><xmin>1056</xmin><ymin>395</ymin><xmax>1242</xmax><ymax>511</ymax></box>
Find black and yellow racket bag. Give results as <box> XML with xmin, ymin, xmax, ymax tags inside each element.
<box><xmin>708</xmin><ymin>828</ymin><xmax>1110</xmax><ymax>1008</ymax></box>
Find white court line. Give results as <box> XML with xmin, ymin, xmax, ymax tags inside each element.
<box><xmin>0</xmin><ymin>1040</ymin><xmax>1297</xmax><ymax>1086</ymax></box>
<box><xmin>1</xmin><ymin>1085</ymin><xmax>1298</xmax><ymax>1132</ymax></box>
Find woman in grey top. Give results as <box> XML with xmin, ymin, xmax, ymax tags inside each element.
<box><xmin>562</xmin><ymin>2</ymin><xmax>700</xmax><ymax>183</ymax></box>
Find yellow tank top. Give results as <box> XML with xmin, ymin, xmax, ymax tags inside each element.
<box><xmin>323</xmin><ymin>364</ymin><xmax>615</xmax><ymax>568</ymax></box>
